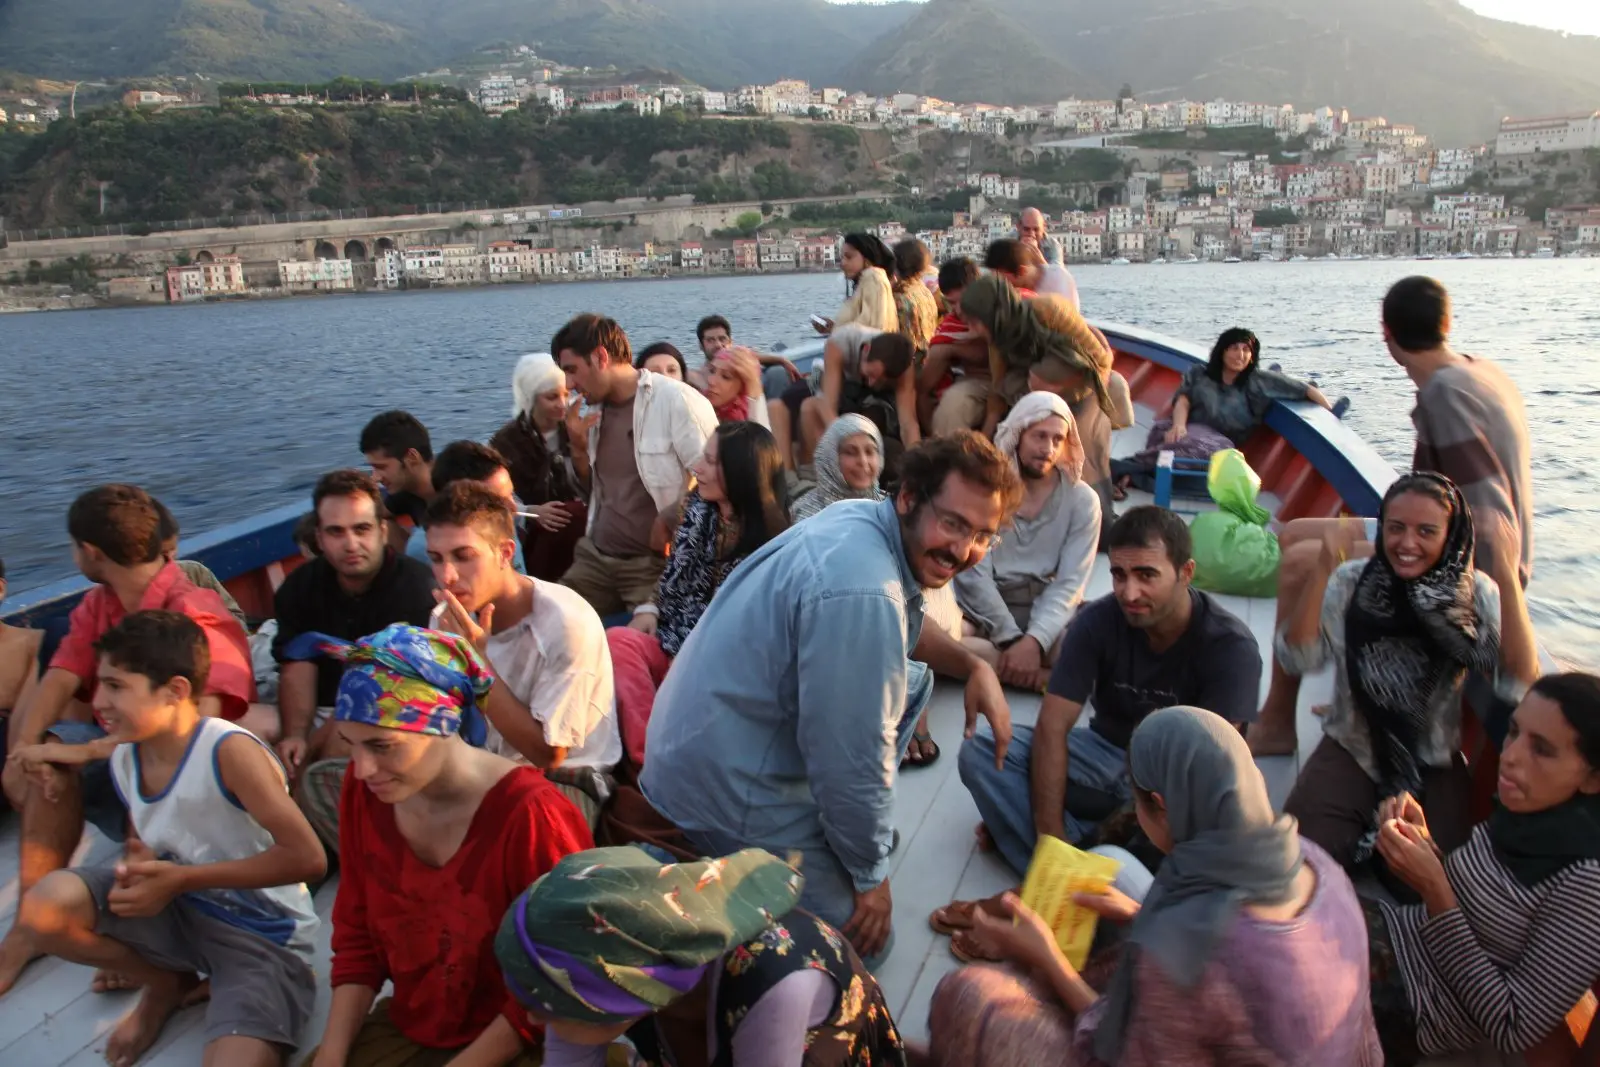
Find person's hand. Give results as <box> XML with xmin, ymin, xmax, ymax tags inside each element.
<box><xmin>843</xmin><ymin>879</ymin><xmax>893</xmax><ymax>959</ymax></box>
<box><xmin>998</xmin><ymin>637</ymin><xmax>1044</xmax><ymax>690</ymax></box>
<box><xmin>725</xmin><ymin>346</ymin><xmax>764</xmax><ymax>397</ymax></box>
<box><xmin>533</xmin><ymin>503</ymin><xmax>572</xmax><ymax>533</ymax></box>
<box><xmin>629</xmin><ymin>612</ymin><xmax>659</xmax><ymax>637</ymax></box>
<box><xmin>1163</xmin><ymin>421</ymin><xmax>1186</xmax><ymax>444</ymax></box>
<box><xmin>811</xmin><ymin>317</ymin><xmax>833</xmax><ymax>336</ymax></box>
<box><xmin>780</xmin><ymin>358</ymin><xmax>804</xmax><ymax>382</ymax></box>
<box><xmin>1073</xmin><ymin>885</ymin><xmax>1141</xmax><ymax>925</ymax></box>
<box><xmin>1377</xmin><ymin>818</ymin><xmax>1449</xmax><ymax>899</ymax></box>
<box><xmin>565</xmin><ymin>400</ymin><xmax>599</xmax><ymax>454</ymax></box>
<box><xmin>275</xmin><ymin>736</ymin><xmax>308</xmax><ymax>778</ymax></box>
<box><xmin>4</xmin><ymin>751</ymin><xmax>68</xmax><ymax>804</ymax></box>
<box><xmin>969</xmin><ymin>892</ymin><xmax>1062</xmax><ymax>972</ymax></box>
<box><xmin>434</xmin><ymin>589</ymin><xmax>493</xmax><ymax>652</ymax></box>
<box><xmin>1320</xmin><ymin>518</ymin><xmax>1365</xmax><ymax>571</ymax></box>
<box><xmin>109</xmin><ymin>840</ymin><xmax>186</xmax><ymax>918</ymax></box>
<box><xmin>964</xmin><ymin>657</ymin><xmax>1012</xmax><ymax>768</ymax></box>
<box><xmin>1378</xmin><ymin>792</ymin><xmax>1429</xmax><ymax>836</ymax></box>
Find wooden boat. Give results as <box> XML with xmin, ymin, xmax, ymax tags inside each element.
<box><xmin>0</xmin><ymin>322</ymin><xmax>1527</xmax><ymax>1065</ymax></box>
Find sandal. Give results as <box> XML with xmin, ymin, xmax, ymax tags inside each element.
<box><xmin>900</xmin><ymin>730</ymin><xmax>941</xmax><ymax>770</ymax></box>
<box><xmin>928</xmin><ymin>893</ymin><xmax>1012</xmax><ymax>936</ymax></box>
<box><xmin>950</xmin><ymin>929</ymin><xmax>1006</xmax><ymax>964</ymax></box>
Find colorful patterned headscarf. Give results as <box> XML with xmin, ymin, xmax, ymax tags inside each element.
<box><xmin>496</xmin><ymin>846</ymin><xmax>803</xmax><ymax>1024</ymax></box>
<box><xmin>280</xmin><ymin>623</ymin><xmax>494</xmax><ymax>747</ymax></box>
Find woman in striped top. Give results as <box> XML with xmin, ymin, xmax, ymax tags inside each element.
<box><xmin>1365</xmin><ymin>672</ymin><xmax>1600</xmax><ymax>1065</ymax></box>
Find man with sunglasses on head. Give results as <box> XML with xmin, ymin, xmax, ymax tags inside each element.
<box><xmin>640</xmin><ymin>432</ymin><xmax>1021</xmax><ymax>965</ymax></box>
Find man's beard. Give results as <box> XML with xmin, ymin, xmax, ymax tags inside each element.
<box><xmin>1019</xmin><ymin>460</ymin><xmax>1049</xmax><ymax>480</ymax></box>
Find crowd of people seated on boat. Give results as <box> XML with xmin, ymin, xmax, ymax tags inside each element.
<box><xmin>0</xmin><ymin>240</ymin><xmax>1592</xmax><ymax>1067</ymax></box>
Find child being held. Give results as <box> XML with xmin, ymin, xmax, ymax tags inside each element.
<box><xmin>7</xmin><ymin>610</ymin><xmax>325</xmax><ymax>1067</ymax></box>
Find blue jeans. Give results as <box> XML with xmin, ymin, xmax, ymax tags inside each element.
<box><xmin>682</xmin><ymin>658</ymin><xmax>931</xmax><ymax>966</ymax></box>
<box><xmin>45</xmin><ymin>721</ymin><xmax>127</xmax><ymax>842</ymax></box>
<box><xmin>760</xmin><ymin>364</ymin><xmax>793</xmax><ymax>402</ymax></box>
<box><xmin>959</xmin><ymin>723</ymin><xmax>1132</xmax><ymax>876</ymax></box>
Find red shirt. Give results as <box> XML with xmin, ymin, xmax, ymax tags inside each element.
<box><xmin>51</xmin><ymin>562</ymin><xmax>256</xmax><ymax>721</ymax></box>
<box><xmin>930</xmin><ymin>312</ymin><xmax>970</xmax><ymax>348</ymax></box>
<box><xmin>330</xmin><ymin>766</ymin><xmax>594</xmax><ymax>1050</ymax></box>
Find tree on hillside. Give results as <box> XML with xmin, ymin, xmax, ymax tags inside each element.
<box><xmin>734</xmin><ymin>210</ymin><xmax>761</xmax><ymax>234</ymax></box>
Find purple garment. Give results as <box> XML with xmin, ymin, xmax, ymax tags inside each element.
<box><xmin>1073</xmin><ymin>841</ymin><xmax>1382</xmax><ymax>1066</ymax></box>
<box><xmin>1133</xmin><ymin>419</ymin><xmax>1236</xmax><ymax>465</ymax></box>
<box><xmin>540</xmin><ymin>966</ymin><xmax>835</xmax><ymax>1067</ymax></box>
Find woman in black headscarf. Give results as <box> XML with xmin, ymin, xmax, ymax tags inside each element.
<box><xmin>1363</xmin><ymin>673</ymin><xmax>1600</xmax><ymax>1065</ymax></box>
<box><xmin>1281</xmin><ymin>472</ymin><xmax>1511</xmax><ymax>877</ymax></box>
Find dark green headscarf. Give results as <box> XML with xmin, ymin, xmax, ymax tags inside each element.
<box><xmin>959</xmin><ymin>273</ymin><xmax>1111</xmax><ymax>416</ymax></box>
<box><xmin>495</xmin><ymin>847</ymin><xmax>803</xmax><ymax>1024</ymax></box>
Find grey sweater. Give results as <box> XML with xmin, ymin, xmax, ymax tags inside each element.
<box><xmin>954</xmin><ymin>474</ymin><xmax>1101</xmax><ymax>651</ymax></box>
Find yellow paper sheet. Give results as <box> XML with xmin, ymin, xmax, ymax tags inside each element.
<box><xmin>1019</xmin><ymin>834</ymin><xmax>1123</xmax><ymax>969</ymax></box>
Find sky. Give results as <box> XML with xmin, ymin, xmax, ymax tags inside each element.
<box><xmin>826</xmin><ymin>0</ymin><xmax>1600</xmax><ymax>37</ymax></box>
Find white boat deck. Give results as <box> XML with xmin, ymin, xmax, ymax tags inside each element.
<box><xmin>0</xmin><ymin>414</ymin><xmax>1509</xmax><ymax>1065</ymax></box>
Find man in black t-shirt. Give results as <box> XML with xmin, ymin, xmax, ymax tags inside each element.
<box><xmin>271</xmin><ymin>471</ymin><xmax>436</xmax><ymax>784</ymax></box>
<box><xmin>957</xmin><ymin>506</ymin><xmax>1261</xmax><ymax>874</ymax></box>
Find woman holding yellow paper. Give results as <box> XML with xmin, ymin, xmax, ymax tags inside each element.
<box><xmin>916</xmin><ymin>706</ymin><xmax>1380</xmax><ymax>1067</ymax></box>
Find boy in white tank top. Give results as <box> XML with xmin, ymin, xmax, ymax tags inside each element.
<box><xmin>4</xmin><ymin>610</ymin><xmax>327</xmax><ymax>1067</ymax></box>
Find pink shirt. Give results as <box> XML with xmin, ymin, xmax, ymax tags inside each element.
<box><xmin>51</xmin><ymin>562</ymin><xmax>256</xmax><ymax>721</ymax></box>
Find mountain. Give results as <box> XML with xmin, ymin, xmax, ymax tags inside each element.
<box><xmin>0</xmin><ymin>0</ymin><xmax>426</xmax><ymax>82</ymax></box>
<box><xmin>354</xmin><ymin>0</ymin><xmax>920</xmax><ymax>90</ymax></box>
<box><xmin>842</xmin><ymin>0</ymin><xmax>1087</xmax><ymax>107</ymax></box>
<box><xmin>847</xmin><ymin>0</ymin><xmax>1600</xmax><ymax>145</ymax></box>
<box><xmin>1</xmin><ymin>0</ymin><xmax>1598</xmax><ymax>143</ymax></box>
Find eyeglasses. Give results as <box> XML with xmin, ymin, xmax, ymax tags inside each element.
<box><xmin>922</xmin><ymin>494</ymin><xmax>1002</xmax><ymax>550</ymax></box>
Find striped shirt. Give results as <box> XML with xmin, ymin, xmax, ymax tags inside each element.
<box><xmin>1380</xmin><ymin>824</ymin><xmax>1600</xmax><ymax>1055</ymax></box>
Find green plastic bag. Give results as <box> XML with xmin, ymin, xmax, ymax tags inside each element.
<box><xmin>1191</xmin><ymin>449</ymin><xmax>1281</xmax><ymax>598</ymax></box>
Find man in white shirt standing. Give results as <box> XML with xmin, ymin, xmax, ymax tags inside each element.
<box><xmin>427</xmin><ymin>482</ymin><xmax>622</xmax><ymax>827</ymax></box>
<box><xmin>554</xmin><ymin>313</ymin><xmax>718</xmax><ymax>632</ymax></box>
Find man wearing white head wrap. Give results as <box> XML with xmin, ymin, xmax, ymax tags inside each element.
<box><xmin>955</xmin><ymin>391</ymin><xmax>1101</xmax><ymax>693</ymax></box>
<box><xmin>489</xmin><ymin>353</ymin><xmax>587</xmax><ymax>580</ymax></box>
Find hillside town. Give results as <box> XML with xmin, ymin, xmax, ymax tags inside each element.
<box><xmin>5</xmin><ymin>57</ymin><xmax>1600</xmax><ymax>306</ymax></box>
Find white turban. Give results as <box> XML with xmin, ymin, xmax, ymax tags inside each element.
<box><xmin>511</xmin><ymin>353</ymin><xmax>565</xmax><ymax>418</ymax></box>
<box><xmin>994</xmin><ymin>390</ymin><xmax>1085</xmax><ymax>483</ymax></box>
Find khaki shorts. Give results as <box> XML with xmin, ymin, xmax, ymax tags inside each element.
<box><xmin>560</xmin><ymin>537</ymin><xmax>666</xmax><ymax>618</ymax></box>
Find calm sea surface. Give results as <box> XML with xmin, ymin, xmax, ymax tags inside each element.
<box><xmin>2</xmin><ymin>261</ymin><xmax>1597</xmax><ymax>662</ymax></box>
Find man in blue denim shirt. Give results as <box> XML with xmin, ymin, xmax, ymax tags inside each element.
<box><xmin>641</xmin><ymin>432</ymin><xmax>1021</xmax><ymax>962</ymax></box>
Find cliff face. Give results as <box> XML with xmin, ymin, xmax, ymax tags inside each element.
<box><xmin>0</xmin><ymin>107</ymin><xmax>886</xmax><ymax>229</ymax></box>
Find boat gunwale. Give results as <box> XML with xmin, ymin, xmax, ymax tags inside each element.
<box><xmin>1</xmin><ymin>323</ymin><xmax>1396</xmax><ymax>626</ymax></box>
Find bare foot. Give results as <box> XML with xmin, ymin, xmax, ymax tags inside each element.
<box><xmin>1247</xmin><ymin>718</ymin><xmax>1298</xmax><ymax>757</ymax></box>
<box><xmin>0</xmin><ymin>926</ymin><xmax>40</xmax><ymax>997</ymax></box>
<box><xmin>91</xmin><ymin>968</ymin><xmax>141</xmax><ymax>994</ymax></box>
<box><xmin>104</xmin><ymin>971</ymin><xmax>197</xmax><ymax>1067</ymax></box>
<box><xmin>974</xmin><ymin>823</ymin><xmax>996</xmax><ymax>853</ymax></box>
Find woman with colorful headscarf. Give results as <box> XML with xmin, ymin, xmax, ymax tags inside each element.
<box><xmin>496</xmin><ymin>845</ymin><xmax>906</xmax><ymax>1066</ymax></box>
<box><xmin>1280</xmin><ymin>473</ymin><xmax>1514</xmax><ymax>882</ymax></box>
<box><xmin>489</xmin><ymin>353</ymin><xmax>587</xmax><ymax>580</ymax></box>
<box><xmin>922</xmin><ymin>707</ymin><xmax>1379</xmax><ymax>1067</ymax></box>
<box><xmin>296</xmin><ymin>624</ymin><xmax>593</xmax><ymax>1067</ymax></box>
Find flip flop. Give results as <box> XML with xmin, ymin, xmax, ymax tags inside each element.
<box><xmin>950</xmin><ymin>929</ymin><xmax>1006</xmax><ymax>964</ymax></box>
<box><xmin>900</xmin><ymin>730</ymin><xmax>941</xmax><ymax>770</ymax></box>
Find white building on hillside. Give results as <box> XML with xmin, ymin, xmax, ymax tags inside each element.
<box><xmin>1495</xmin><ymin>112</ymin><xmax>1600</xmax><ymax>156</ymax></box>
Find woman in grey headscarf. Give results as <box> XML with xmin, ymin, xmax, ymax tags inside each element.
<box><xmin>920</xmin><ymin>706</ymin><xmax>1380</xmax><ymax>1067</ymax></box>
<box><xmin>790</xmin><ymin>413</ymin><xmax>885</xmax><ymax>522</ymax></box>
